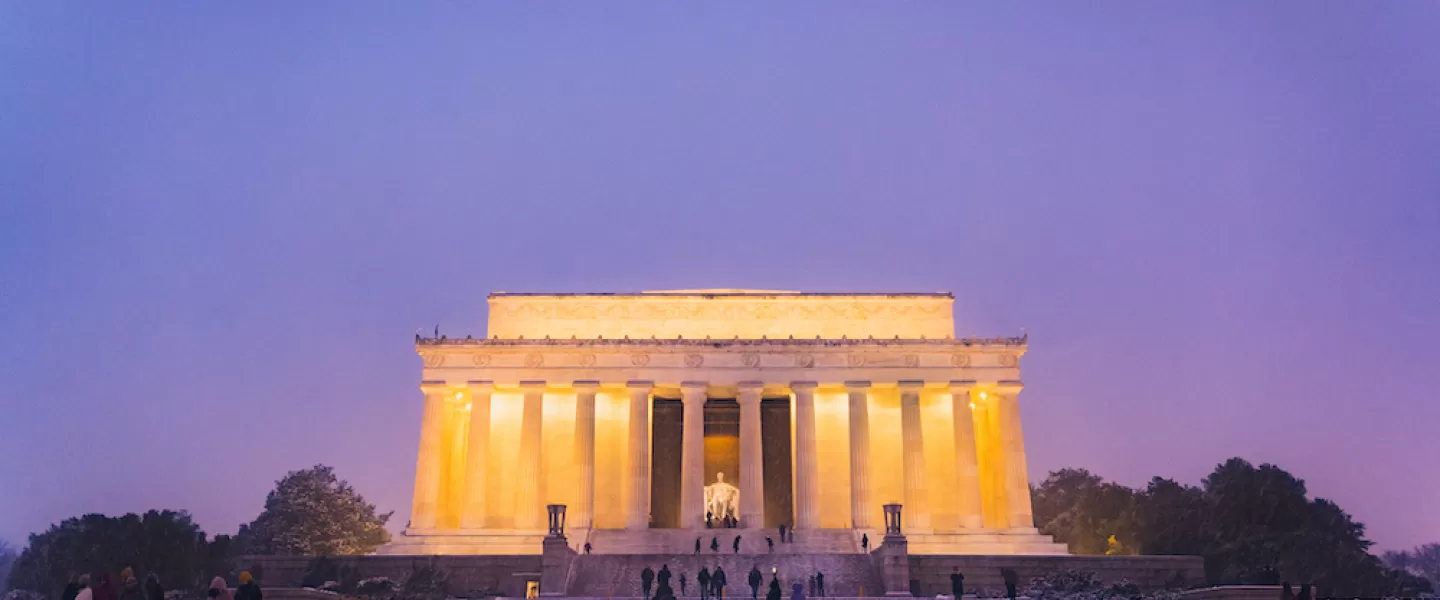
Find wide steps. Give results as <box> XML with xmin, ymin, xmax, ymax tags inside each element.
<box><xmin>585</xmin><ymin>528</ymin><xmax>860</xmax><ymax>555</ymax></box>
<box><xmin>567</xmin><ymin>553</ymin><xmax>883</xmax><ymax>598</ymax></box>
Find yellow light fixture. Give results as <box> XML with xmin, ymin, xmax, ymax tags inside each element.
<box><xmin>463</xmin><ymin>403</ymin><xmax>473</xmax><ymax>411</ymax></box>
<box><xmin>979</xmin><ymin>391</ymin><xmax>987</xmax><ymax>400</ymax></box>
<box><xmin>969</xmin><ymin>403</ymin><xmax>976</xmax><ymax>410</ymax></box>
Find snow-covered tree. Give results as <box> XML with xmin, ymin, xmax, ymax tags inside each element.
<box><xmin>239</xmin><ymin>465</ymin><xmax>391</xmax><ymax>556</ymax></box>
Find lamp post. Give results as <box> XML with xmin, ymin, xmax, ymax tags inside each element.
<box><xmin>883</xmin><ymin>503</ymin><xmax>903</xmax><ymax>536</ymax></box>
<box><xmin>546</xmin><ymin>504</ymin><xmax>567</xmax><ymax>537</ymax></box>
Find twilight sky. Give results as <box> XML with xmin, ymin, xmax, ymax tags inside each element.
<box><xmin>2</xmin><ymin>3</ymin><xmax>1438</xmax><ymax>551</ymax></box>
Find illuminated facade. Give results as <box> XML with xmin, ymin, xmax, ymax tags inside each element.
<box><xmin>380</xmin><ymin>291</ymin><xmax>1066</xmax><ymax>556</ymax></box>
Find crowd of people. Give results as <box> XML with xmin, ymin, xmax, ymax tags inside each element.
<box><xmin>56</xmin><ymin>569</ymin><xmax>262</xmax><ymax>600</ymax></box>
<box><xmin>637</xmin><ymin>564</ymin><xmax>825</xmax><ymax>600</ymax></box>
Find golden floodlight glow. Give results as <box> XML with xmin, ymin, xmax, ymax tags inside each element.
<box><xmin>979</xmin><ymin>391</ymin><xmax>988</xmax><ymax>400</ymax></box>
<box><xmin>455</xmin><ymin>392</ymin><xmax>464</xmax><ymax>400</ymax></box>
<box><xmin>970</xmin><ymin>403</ymin><xmax>976</xmax><ymax>410</ymax></box>
<box><xmin>463</xmin><ymin>403</ymin><xmax>472</xmax><ymax>411</ymax></box>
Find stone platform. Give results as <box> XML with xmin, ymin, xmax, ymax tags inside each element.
<box><xmin>379</xmin><ymin>528</ymin><xmax>1067</xmax><ymax>557</ymax></box>
<box><xmin>245</xmin><ymin>549</ymin><xmax>1202</xmax><ymax>597</ymax></box>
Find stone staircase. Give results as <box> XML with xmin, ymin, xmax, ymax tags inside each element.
<box><xmin>584</xmin><ymin>528</ymin><xmax>861</xmax><ymax>555</ymax></box>
<box><xmin>566</xmin><ymin>552</ymin><xmax>884</xmax><ymax>598</ymax></box>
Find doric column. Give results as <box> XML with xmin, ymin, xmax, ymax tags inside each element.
<box><xmin>680</xmin><ymin>381</ymin><xmax>708</xmax><ymax>529</ymax></box>
<box><xmin>949</xmin><ymin>380</ymin><xmax>984</xmax><ymax>530</ymax></box>
<box><xmin>996</xmin><ymin>381</ymin><xmax>1035</xmax><ymax>529</ymax></box>
<box><xmin>515</xmin><ymin>381</ymin><xmax>546</xmax><ymax>530</ymax></box>
<box><xmin>409</xmin><ymin>382</ymin><xmax>449</xmax><ymax>529</ymax></box>
<box><xmin>737</xmin><ymin>382</ymin><xmax>765</xmax><ymax>528</ymax></box>
<box><xmin>460</xmin><ymin>381</ymin><xmax>494</xmax><ymax>529</ymax></box>
<box><xmin>792</xmin><ymin>381</ymin><xmax>820</xmax><ymax>529</ymax></box>
<box><xmin>626</xmin><ymin>381</ymin><xmax>654</xmax><ymax>530</ymax></box>
<box><xmin>845</xmin><ymin>381</ymin><xmax>875</xmax><ymax>529</ymax></box>
<box><xmin>899</xmin><ymin>380</ymin><xmax>931</xmax><ymax>531</ymax></box>
<box><xmin>573</xmin><ymin>381</ymin><xmax>600</xmax><ymax>529</ymax></box>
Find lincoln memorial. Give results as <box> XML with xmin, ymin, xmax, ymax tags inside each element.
<box><xmin>380</xmin><ymin>290</ymin><xmax>1066</xmax><ymax>556</ymax></box>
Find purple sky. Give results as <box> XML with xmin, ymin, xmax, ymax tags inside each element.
<box><xmin>2</xmin><ymin>3</ymin><xmax>1438</xmax><ymax>552</ymax></box>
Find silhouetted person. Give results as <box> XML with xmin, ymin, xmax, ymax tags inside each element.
<box><xmin>766</xmin><ymin>577</ymin><xmax>782</xmax><ymax>600</ymax></box>
<box><xmin>950</xmin><ymin>569</ymin><xmax>965</xmax><ymax>599</ymax></box>
<box><xmin>97</xmin><ymin>574</ymin><xmax>120</xmax><ymax>600</ymax></box>
<box><xmin>75</xmin><ymin>575</ymin><xmax>93</xmax><ymax>600</ymax></box>
<box><xmin>696</xmin><ymin>538</ymin><xmax>702</xmax><ymax>555</ymax></box>
<box><xmin>62</xmin><ymin>575</ymin><xmax>82</xmax><ymax>600</ymax></box>
<box><xmin>698</xmin><ymin>568</ymin><xmax>712</xmax><ymax>600</ymax></box>
<box><xmin>712</xmin><ymin>567</ymin><xmax>727</xmax><ymax>599</ymax></box>
<box><xmin>707</xmin><ymin>511</ymin><xmax>714</xmax><ymax>529</ymax></box>
<box><xmin>711</xmin><ymin>537</ymin><xmax>720</xmax><ymax>553</ymax></box>
<box><xmin>807</xmin><ymin>576</ymin><xmax>814</xmax><ymax>597</ymax></box>
<box><xmin>584</xmin><ymin>542</ymin><xmax>592</xmax><ymax>555</ymax></box>
<box><xmin>235</xmin><ymin>572</ymin><xmax>261</xmax><ymax>600</ymax></box>
<box><xmin>778</xmin><ymin>524</ymin><xmax>787</xmax><ymax>543</ymax></box>
<box><xmin>641</xmin><ymin>567</ymin><xmax>655</xmax><ymax>600</ymax></box>
<box><xmin>143</xmin><ymin>574</ymin><xmax>163</xmax><ymax>600</ymax></box>
<box><xmin>1000</xmin><ymin>568</ymin><xmax>1018</xmax><ymax>600</ymax></box>
<box><xmin>1297</xmin><ymin>584</ymin><xmax>1312</xmax><ymax>600</ymax></box>
<box><xmin>860</xmin><ymin>533</ymin><xmax>869</xmax><ymax>553</ymax></box>
<box><xmin>815</xmin><ymin>572</ymin><xmax>824</xmax><ymax>598</ymax></box>
<box><xmin>680</xmin><ymin>573</ymin><xmax>688</xmax><ymax>597</ymax></box>
<box><xmin>1280</xmin><ymin>582</ymin><xmax>1294</xmax><ymax>600</ymax></box>
<box><xmin>733</xmin><ymin>536</ymin><xmax>742</xmax><ymax>553</ymax></box>
<box><xmin>748</xmin><ymin>566</ymin><xmax>763</xmax><ymax>600</ymax></box>
<box><xmin>655</xmin><ymin>566</ymin><xmax>675</xmax><ymax>600</ymax></box>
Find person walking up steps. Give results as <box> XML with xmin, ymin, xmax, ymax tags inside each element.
<box><xmin>733</xmin><ymin>535</ymin><xmax>741</xmax><ymax>554</ymax></box>
<box><xmin>696</xmin><ymin>538</ymin><xmax>702</xmax><ymax>555</ymax></box>
<box><xmin>641</xmin><ymin>566</ymin><xmax>655</xmax><ymax>600</ymax></box>
<box><xmin>778</xmin><ymin>524</ymin><xmax>787</xmax><ymax>544</ymax></box>
<box><xmin>950</xmin><ymin>569</ymin><xmax>965</xmax><ymax>599</ymax></box>
<box><xmin>711</xmin><ymin>567</ymin><xmax>727</xmax><ymax>600</ymax></box>
<box><xmin>747</xmin><ymin>566</ymin><xmax>762</xmax><ymax>600</ymax></box>
<box><xmin>680</xmin><ymin>573</ymin><xmax>688</xmax><ymax>598</ymax></box>
<box><xmin>658</xmin><ymin>565</ymin><xmax>672</xmax><ymax>593</ymax></box>
<box><xmin>815</xmin><ymin>572</ymin><xmax>824</xmax><ymax>598</ymax></box>
<box><xmin>711</xmin><ymin>537</ymin><xmax>720</xmax><ymax>553</ymax></box>
<box><xmin>698</xmin><ymin>568</ymin><xmax>711</xmax><ymax>600</ymax></box>
<box><xmin>766</xmin><ymin>575</ymin><xmax>782</xmax><ymax>600</ymax></box>
<box><xmin>860</xmin><ymin>533</ymin><xmax>869</xmax><ymax>553</ymax></box>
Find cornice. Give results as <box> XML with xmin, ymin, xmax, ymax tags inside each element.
<box><xmin>415</xmin><ymin>335</ymin><xmax>1026</xmax><ymax>348</ymax></box>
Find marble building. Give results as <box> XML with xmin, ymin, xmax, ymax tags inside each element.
<box><xmin>379</xmin><ymin>290</ymin><xmax>1066</xmax><ymax>556</ymax></box>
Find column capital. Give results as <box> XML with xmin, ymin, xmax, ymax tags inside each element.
<box><xmin>949</xmin><ymin>379</ymin><xmax>977</xmax><ymax>394</ymax></box>
<box><xmin>420</xmin><ymin>380</ymin><xmax>449</xmax><ymax>394</ymax></box>
<box><xmin>737</xmin><ymin>382</ymin><xmax>764</xmax><ymax>403</ymax></box>
<box><xmin>466</xmin><ymin>380</ymin><xmax>495</xmax><ymax>393</ymax></box>
<box><xmin>844</xmin><ymin>380</ymin><xmax>872</xmax><ymax>392</ymax></box>
<box><xmin>790</xmin><ymin>381</ymin><xmax>818</xmax><ymax>392</ymax></box>
<box><xmin>572</xmin><ymin>380</ymin><xmax>601</xmax><ymax>393</ymax></box>
<box><xmin>995</xmin><ymin>380</ymin><xmax>1024</xmax><ymax>395</ymax></box>
<box><xmin>520</xmin><ymin>380</ymin><xmax>547</xmax><ymax>392</ymax></box>
<box><xmin>626</xmin><ymin>380</ymin><xmax>655</xmax><ymax>391</ymax></box>
<box><xmin>898</xmin><ymin>380</ymin><xmax>926</xmax><ymax>392</ymax></box>
<box><xmin>680</xmin><ymin>380</ymin><xmax>709</xmax><ymax>391</ymax></box>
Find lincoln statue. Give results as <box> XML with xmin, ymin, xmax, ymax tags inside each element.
<box><xmin>380</xmin><ymin>290</ymin><xmax>1065</xmax><ymax>556</ymax></box>
<box><xmin>705</xmin><ymin>472</ymin><xmax>739</xmax><ymax>523</ymax></box>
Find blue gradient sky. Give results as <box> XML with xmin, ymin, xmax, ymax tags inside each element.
<box><xmin>2</xmin><ymin>3</ymin><xmax>1437</xmax><ymax>551</ymax></box>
